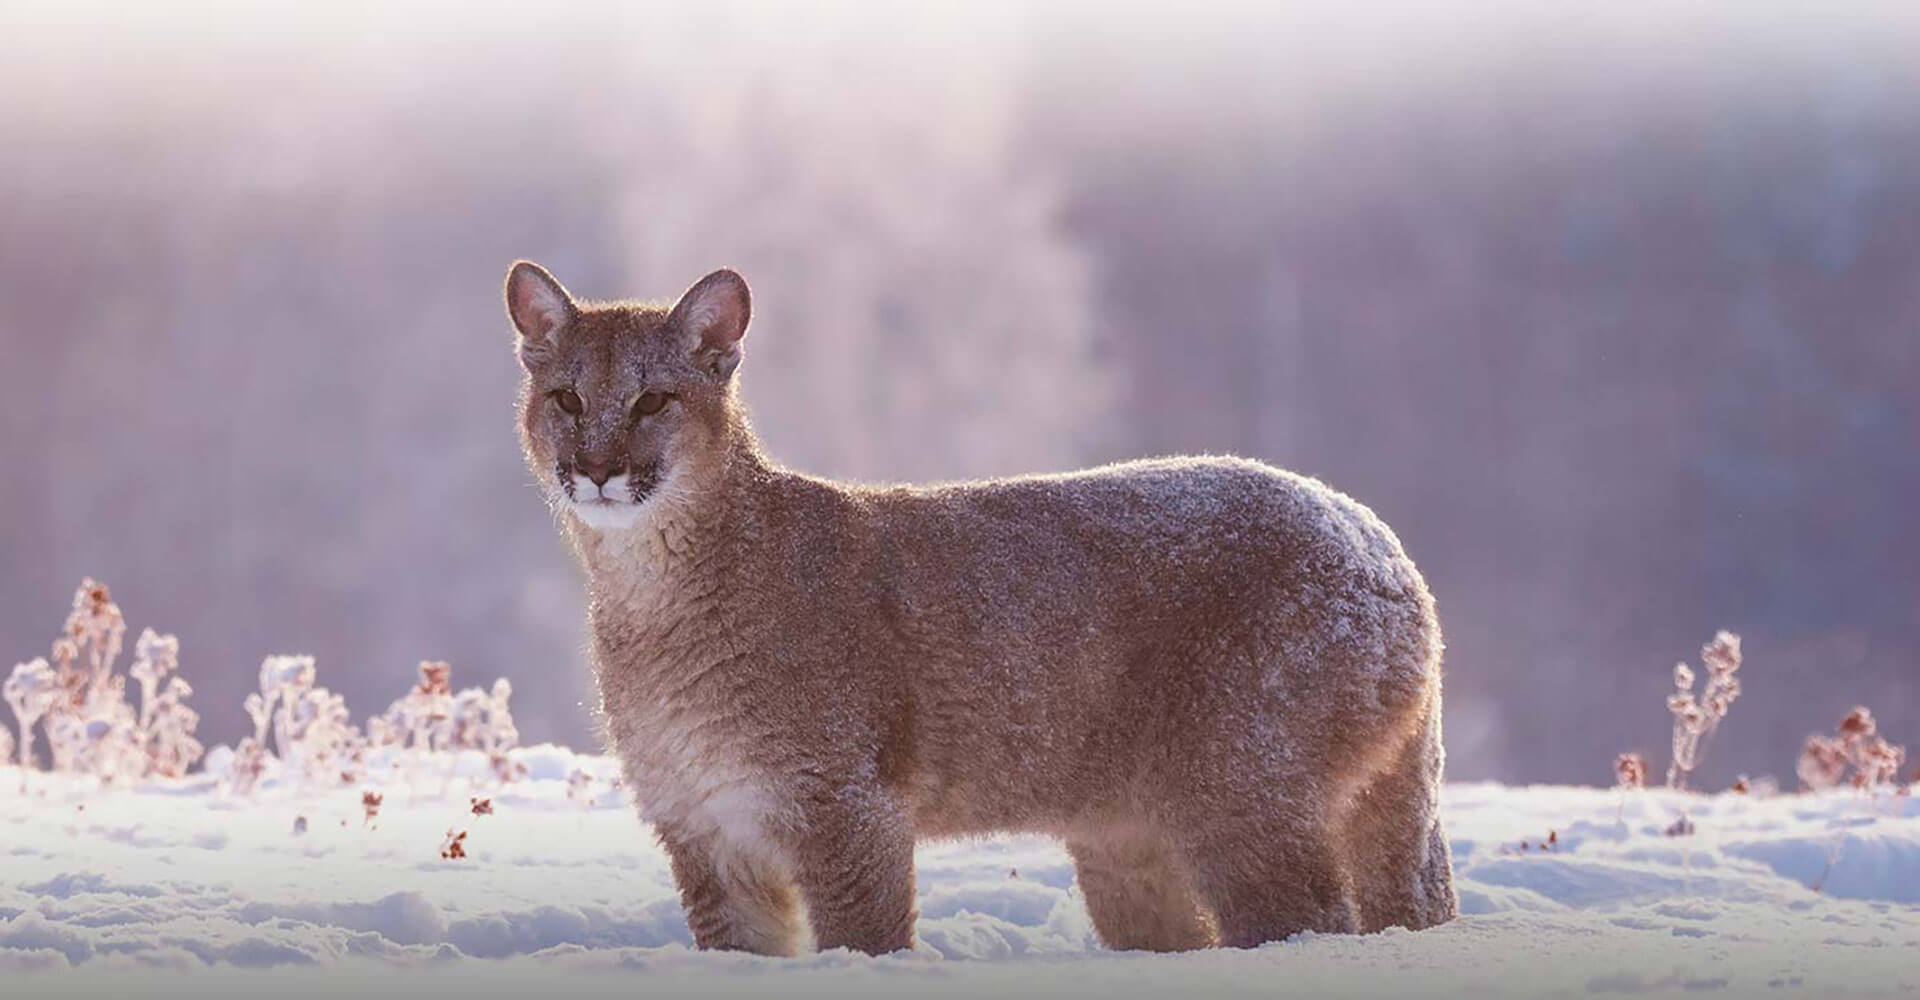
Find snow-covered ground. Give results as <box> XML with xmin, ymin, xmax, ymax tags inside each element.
<box><xmin>3</xmin><ymin>747</ymin><xmax>1917</xmax><ymax>999</ymax></box>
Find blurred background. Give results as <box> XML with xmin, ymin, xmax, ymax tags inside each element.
<box><xmin>3</xmin><ymin>0</ymin><xmax>1915</xmax><ymax>785</ymax></box>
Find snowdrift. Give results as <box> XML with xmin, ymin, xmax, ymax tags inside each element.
<box><xmin>2</xmin><ymin>747</ymin><xmax>1917</xmax><ymax>998</ymax></box>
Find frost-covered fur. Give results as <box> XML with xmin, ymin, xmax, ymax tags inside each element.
<box><xmin>506</xmin><ymin>262</ymin><xmax>1456</xmax><ymax>955</ymax></box>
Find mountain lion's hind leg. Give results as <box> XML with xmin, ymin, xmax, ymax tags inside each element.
<box><xmin>1068</xmin><ymin>828</ymin><xmax>1216</xmax><ymax>951</ymax></box>
<box><xmin>1340</xmin><ymin>702</ymin><xmax>1457</xmax><ymax>932</ymax></box>
<box><xmin>1174</xmin><ymin>796</ymin><xmax>1360</xmax><ymax>948</ymax></box>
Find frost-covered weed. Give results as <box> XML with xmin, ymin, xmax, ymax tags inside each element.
<box><xmin>1614</xmin><ymin>752</ymin><xmax>1647</xmax><ymax>790</ymax></box>
<box><xmin>566</xmin><ymin>767</ymin><xmax>597</xmax><ymax>811</ymax></box>
<box><xmin>355</xmin><ymin>661</ymin><xmax>523</xmax><ymax>793</ymax></box>
<box><xmin>130</xmin><ymin>629</ymin><xmax>203</xmax><ymax>778</ymax></box>
<box><xmin>248</xmin><ymin>654</ymin><xmax>370</xmax><ymax>790</ymax></box>
<box><xmin>4</xmin><ymin>580</ymin><xmax>523</xmax><ymax>802</ymax></box>
<box><xmin>231</xmin><ymin>655</ymin><xmax>323</xmax><ymax>794</ymax></box>
<box><xmin>380</xmin><ymin>661</ymin><xmax>456</xmax><ymax>756</ymax></box>
<box><xmin>1801</xmin><ymin>706</ymin><xmax>1909</xmax><ymax>892</ymax></box>
<box><xmin>1799</xmin><ymin>706</ymin><xmax>1906</xmax><ymax>794</ymax></box>
<box><xmin>1500</xmin><ymin>829</ymin><xmax>1559</xmax><ymax>855</ymax></box>
<box><xmin>1609</xmin><ymin>633</ymin><xmax>1744</xmax><ymax>829</ymax></box>
<box><xmin>455</xmin><ymin>679</ymin><xmax>525</xmax><ymax>782</ymax></box>
<box><xmin>1608</xmin><ymin>632</ymin><xmax>1744</xmax><ymax>836</ymax></box>
<box><xmin>44</xmin><ymin>581</ymin><xmax>136</xmax><ymax>776</ymax></box>
<box><xmin>6</xmin><ymin>580</ymin><xmax>204</xmax><ymax>785</ymax></box>
<box><xmin>1593</xmin><ymin>630</ymin><xmax>1754</xmax><ymax>843</ymax></box>
<box><xmin>211</xmin><ymin>654</ymin><xmax>524</xmax><ymax>798</ymax></box>
<box><xmin>1666</xmin><ymin>631</ymin><xmax>1743</xmax><ymax>791</ymax></box>
<box><xmin>5</xmin><ymin>658</ymin><xmax>60</xmax><ymax>777</ymax></box>
<box><xmin>1613</xmin><ymin>752</ymin><xmax>1647</xmax><ymax>823</ymax></box>
<box><xmin>290</xmin><ymin>686</ymin><xmax>362</xmax><ymax>786</ymax></box>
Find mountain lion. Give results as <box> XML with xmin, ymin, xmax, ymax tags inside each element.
<box><xmin>505</xmin><ymin>261</ymin><xmax>1455</xmax><ymax>955</ymax></box>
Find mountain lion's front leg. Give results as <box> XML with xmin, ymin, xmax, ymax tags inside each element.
<box><xmin>795</xmin><ymin>785</ymin><xmax>917</xmax><ymax>954</ymax></box>
<box><xmin>656</xmin><ymin>820</ymin><xmax>806</xmax><ymax>956</ymax></box>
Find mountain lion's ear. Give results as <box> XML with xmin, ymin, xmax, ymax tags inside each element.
<box><xmin>667</xmin><ymin>269</ymin><xmax>751</xmax><ymax>379</ymax></box>
<box><xmin>505</xmin><ymin>261</ymin><xmax>575</xmax><ymax>369</ymax></box>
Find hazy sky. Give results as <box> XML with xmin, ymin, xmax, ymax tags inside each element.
<box><xmin>3</xmin><ymin>0</ymin><xmax>1915</xmax><ymax>785</ymax></box>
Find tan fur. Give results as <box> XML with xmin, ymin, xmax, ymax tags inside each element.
<box><xmin>505</xmin><ymin>262</ymin><xmax>1457</xmax><ymax>955</ymax></box>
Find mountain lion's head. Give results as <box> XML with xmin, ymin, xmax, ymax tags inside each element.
<box><xmin>506</xmin><ymin>262</ymin><xmax>750</xmax><ymax>532</ymax></box>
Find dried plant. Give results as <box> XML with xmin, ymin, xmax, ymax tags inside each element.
<box><xmin>453</xmin><ymin>678</ymin><xmax>523</xmax><ymax>783</ymax></box>
<box><xmin>53</xmin><ymin>580</ymin><xmax>125</xmax><ymax>718</ymax></box>
<box><xmin>127</xmin><ymin>630</ymin><xmax>175</xmax><ymax>732</ymax></box>
<box><xmin>492</xmin><ymin>752</ymin><xmax>530</xmax><ymax>784</ymax></box>
<box><xmin>49</xmin><ymin>706</ymin><xmax>144</xmax><ymax>782</ymax></box>
<box><xmin>220</xmin><ymin>652</ymin><xmax>521</xmax><ymax>799</ymax></box>
<box><xmin>1842</xmin><ymin>710</ymin><xmax>1906</xmax><ymax>789</ymax></box>
<box><xmin>261</xmin><ymin>655</ymin><xmax>317</xmax><ymax>761</ymax></box>
<box><xmin>227</xmin><ymin>738</ymin><xmax>270</xmax><ymax>796</ymax></box>
<box><xmin>440</xmin><ymin>828</ymin><xmax>468</xmax><ymax>860</ymax></box>
<box><xmin>470</xmin><ymin>796</ymin><xmax>493</xmax><ymax>816</ymax></box>
<box><xmin>566</xmin><ymin>767</ymin><xmax>596</xmax><ymax>810</ymax></box>
<box><xmin>1612</xmin><ymin>751</ymin><xmax>1647</xmax><ymax>823</ymax></box>
<box><xmin>1501</xmin><ymin>830</ymin><xmax>1560</xmax><ymax>856</ymax></box>
<box><xmin>8</xmin><ymin>581</ymin><xmax>203</xmax><ymax>786</ymax></box>
<box><xmin>223</xmin><ymin>655</ymin><xmax>312</xmax><ymax>795</ymax></box>
<box><xmin>1801</xmin><ymin>705</ymin><xmax>1909</xmax><ymax>892</ymax></box>
<box><xmin>362</xmin><ymin>790</ymin><xmax>385</xmax><ymax>826</ymax></box>
<box><xmin>1797</xmin><ymin>734</ymin><xmax>1849</xmax><ymax>791</ymax></box>
<box><xmin>1614</xmin><ymin>752</ymin><xmax>1646</xmax><ymax>789</ymax></box>
<box><xmin>284</xmin><ymin>686</ymin><xmax>364</xmax><ymax>788</ymax></box>
<box><xmin>132</xmin><ymin>630</ymin><xmax>203</xmax><ymax>778</ymax></box>
<box><xmin>7</xmin><ymin>575</ymin><xmax>204</xmax><ymax>786</ymax></box>
<box><xmin>40</xmin><ymin>585</ymin><xmax>138</xmax><ymax>778</ymax></box>
<box><xmin>10</xmin><ymin>580</ymin><xmax>529</xmax><ymax>802</ymax></box>
<box><xmin>376</xmin><ymin>661</ymin><xmax>455</xmax><ymax>753</ymax></box>
<box><xmin>1800</xmin><ymin>706</ymin><xmax>1907</xmax><ymax>793</ymax></box>
<box><xmin>1665</xmin><ymin>631</ymin><xmax>1743</xmax><ymax>791</ymax></box>
<box><xmin>6</xmin><ymin>658</ymin><xmax>60</xmax><ymax>778</ymax></box>
<box><xmin>229</xmin><ymin>655</ymin><xmax>373</xmax><ymax>794</ymax></box>
<box><xmin>369</xmin><ymin>661</ymin><xmax>455</xmax><ymax>794</ymax></box>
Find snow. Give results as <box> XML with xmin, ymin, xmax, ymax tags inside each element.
<box><xmin>3</xmin><ymin>748</ymin><xmax>1918</xmax><ymax>998</ymax></box>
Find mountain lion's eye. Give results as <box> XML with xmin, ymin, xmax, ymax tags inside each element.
<box><xmin>632</xmin><ymin>391</ymin><xmax>669</xmax><ymax>417</ymax></box>
<box><xmin>553</xmin><ymin>389</ymin><xmax>583</xmax><ymax>416</ymax></box>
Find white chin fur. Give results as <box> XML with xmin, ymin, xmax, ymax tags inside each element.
<box><xmin>567</xmin><ymin>472</ymin><xmax>646</xmax><ymax>531</ymax></box>
<box><xmin>568</xmin><ymin>499</ymin><xmax>645</xmax><ymax>531</ymax></box>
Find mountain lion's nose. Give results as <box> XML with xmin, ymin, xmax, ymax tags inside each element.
<box><xmin>576</xmin><ymin>455</ymin><xmax>624</xmax><ymax>488</ymax></box>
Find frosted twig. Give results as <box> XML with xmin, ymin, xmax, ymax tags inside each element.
<box><xmin>1805</xmin><ymin>706</ymin><xmax>1908</xmax><ymax>893</ymax></box>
